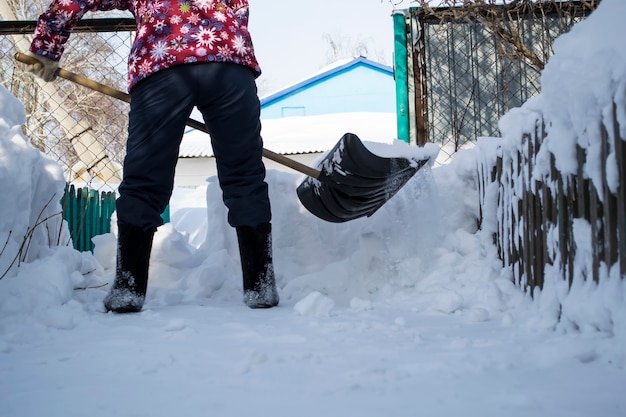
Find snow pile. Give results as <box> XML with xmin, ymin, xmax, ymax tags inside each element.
<box><xmin>0</xmin><ymin>85</ymin><xmax>70</xmax><ymax>279</ymax></box>
<box><xmin>538</xmin><ymin>0</ymin><xmax>626</xmax><ymax>187</ymax></box>
<box><xmin>0</xmin><ymin>85</ymin><xmax>98</xmax><ymax>319</ymax></box>
<box><xmin>94</xmin><ymin>151</ymin><xmax>510</xmax><ymax>319</ymax></box>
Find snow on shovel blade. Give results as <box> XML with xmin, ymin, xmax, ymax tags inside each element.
<box><xmin>296</xmin><ymin>133</ymin><xmax>430</xmax><ymax>223</ymax></box>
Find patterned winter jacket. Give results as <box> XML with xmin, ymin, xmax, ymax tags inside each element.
<box><xmin>30</xmin><ymin>0</ymin><xmax>261</xmax><ymax>91</ymax></box>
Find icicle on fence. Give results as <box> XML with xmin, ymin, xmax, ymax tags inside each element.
<box><xmin>477</xmin><ymin>102</ymin><xmax>625</xmax><ymax>296</ymax></box>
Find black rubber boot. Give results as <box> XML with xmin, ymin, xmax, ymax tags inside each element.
<box><xmin>103</xmin><ymin>224</ymin><xmax>155</xmax><ymax>313</ymax></box>
<box><xmin>236</xmin><ymin>223</ymin><xmax>279</xmax><ymax>308</ymax></box>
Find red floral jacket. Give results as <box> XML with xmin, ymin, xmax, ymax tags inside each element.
<box><xmin>30</xmin><ymin>0</ymin><xmax>261</xmax><ymax>91</ymax></box>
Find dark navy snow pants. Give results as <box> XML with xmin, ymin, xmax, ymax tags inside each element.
<box><xmin>116</xmin><ymin>62</ymin><xmax>271</xmax><ymax>231</ymax></box>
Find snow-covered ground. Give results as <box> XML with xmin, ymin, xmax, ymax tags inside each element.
<box><xmin>1</xmin><ymin>1</ymin><xmax>625</xmax><ymax>416</ymax></box>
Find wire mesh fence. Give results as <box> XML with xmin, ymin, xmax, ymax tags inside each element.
<box><xmin>0</xmin><ymin>17</ymin><xmax>135</xmax><ymax>188</ymax></box>
<box><xmin>408</xmin><ymin>1</ymin><xmax>597</xmax><ymax>163</ymax></box>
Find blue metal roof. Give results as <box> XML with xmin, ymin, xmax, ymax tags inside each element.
<box><xmin>260</xmin><ymin>57</ymin><xmax>393</xmax><ymax>108</ymax></box>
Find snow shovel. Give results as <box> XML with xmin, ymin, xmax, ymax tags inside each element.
<box><xmin>15</xmin><ymin>52</ymin><xmax>431</xmax><ymax>222</ymax></box>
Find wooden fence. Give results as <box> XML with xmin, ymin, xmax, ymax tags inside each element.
<box><xmin>477</xmin><ymin>102</ymin><xmax>625</xmax><ymax>295</ymax></box>
<box><xmin>61</xmin><ymin>184</ymin><xmax>116</xmax><ymax>252</ymax></box>
<box><xmin>60</xmin><ymin>185</ymin><xmax>171</xmax><ymax>252</ymax></box>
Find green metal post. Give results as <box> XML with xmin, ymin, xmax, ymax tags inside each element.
<box><xmin>393</xmin><ymin>10</ymin><xmax>410</xmax><ymax>144</ymax></box>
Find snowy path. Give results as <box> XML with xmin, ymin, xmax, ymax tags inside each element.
<box><xmin>2</xmin><ymin>298</ymin><xmax>624</xmax><ymax>417</ymax></box>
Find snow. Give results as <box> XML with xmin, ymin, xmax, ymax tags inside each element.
<box><xmin>1</xmin><ymin>1</ymin><xmax>625</xmax><ymax>415</ymax></box>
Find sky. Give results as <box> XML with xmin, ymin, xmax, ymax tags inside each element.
<box><xmin>249</xmin><ymin>0</ymin><xmax>400</xmax><ymax>94</ymax></box>
<box><xmin>1</xmin><ymin>0</ymin><xmax>626</xmax><ymax>416</ymax></box>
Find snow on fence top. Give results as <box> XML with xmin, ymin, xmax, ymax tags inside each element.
<box><xmin>476</xmin><ymin>0</ymin><xmax>626</xmax><ymax>295</ymax></box>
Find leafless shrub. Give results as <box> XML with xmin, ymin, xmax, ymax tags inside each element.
<box><xmin>0</xmin><ymin>193</ymin><xmax>66</xmax><ymax>281</ymax></box>
<box><xmin>397</xmin><ymin>0</ymin><xmax>598</xmax><ymax>73</ymax></box>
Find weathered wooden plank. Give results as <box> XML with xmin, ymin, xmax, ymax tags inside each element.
<box><xmin>614</xmin><ymin>102</ymin><xmax>626</xmax><ymax>276</ymax></box>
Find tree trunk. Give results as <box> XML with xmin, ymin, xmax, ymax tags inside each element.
<box><xmin>0</xmin><ymin>2</ymin><xmax>122</xmax><ymax>183</ymax></box>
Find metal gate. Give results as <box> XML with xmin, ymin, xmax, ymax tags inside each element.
<box><xmin>393</xmin><ymin>1</ymin><xmax>598</xmax><ymax>161</ymax></box>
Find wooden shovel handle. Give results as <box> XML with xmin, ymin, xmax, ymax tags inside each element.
<box><xmin>15</xmin><ymin>52</ymin><xmax>322</xmax><ymax>179</ymax></box>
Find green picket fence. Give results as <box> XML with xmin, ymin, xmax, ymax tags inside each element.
<box><xmin>61</xmin><ymin>184</ymin><xmax>116</xmax><ymax>252</ymax></box>
<box><xmin>61</xmin><ymin>184</ymin><xmax>170</xmax><ymax>252</ymax></box>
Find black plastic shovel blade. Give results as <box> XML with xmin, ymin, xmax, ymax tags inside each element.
<box><xmin>296</xmin><ymin>133</ymin><xmax>430</xmax><ymax>223</ymax></box>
